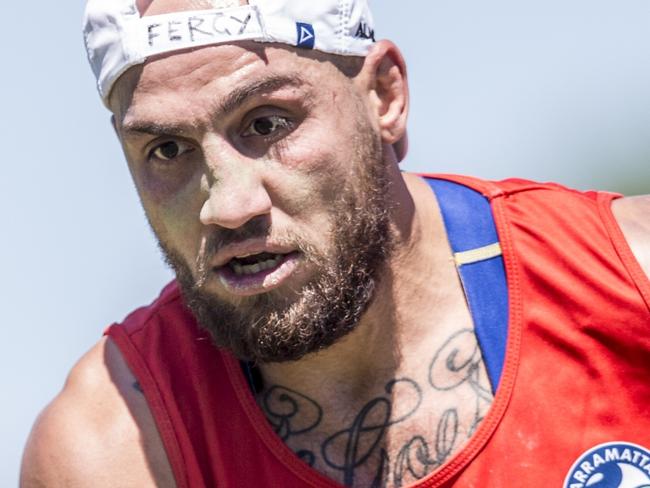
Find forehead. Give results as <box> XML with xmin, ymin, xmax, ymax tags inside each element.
<box><xmin>110</xmin><ymin>41</ymin><xmax>343</xmax><ymax>127</ymax></box>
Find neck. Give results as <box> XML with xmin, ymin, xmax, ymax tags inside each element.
<box><xmin>255</xmin><ymin>171</ymin><xmax>493</xmax><ymax>487</ymax></box>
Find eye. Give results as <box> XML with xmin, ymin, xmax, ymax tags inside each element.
<box><xmin>149</xmin><ymin>140</ymin><xmax>194</xmax><ymax>161</ymax></box>
<box><xmin>242</xmin><ymin>115</ymin><xmax>292</xmax><ymax>137</ymax></box>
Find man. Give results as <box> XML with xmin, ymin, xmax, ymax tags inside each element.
<box><xmin>21</xmin><ymin>0</ymin><xmax>650</xmax><ymax>486</ymax></box>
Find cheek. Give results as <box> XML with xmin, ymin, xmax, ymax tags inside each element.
<box><xmin>263</xmin><ymin>165</ymin><xmax>345</xmax><ymax>256</ymax></box>
<box><xmin>136</xmin><ymin>160</ymin><xmax>199</xmax><ymax>206</ymax></box>
<box><xmin>266</xmin><ymin>151</ymin><xmax>338</xmax><ymax>224</ymax></box>
<box><xmin>272</xmin><ymin>123</ymin><xmax>355</xmax><ymax>205</ymax></box>
<box><xmin>136</xmin><ymin>170</ymin><xmax>206</xmax><ymax>262</ymax></box>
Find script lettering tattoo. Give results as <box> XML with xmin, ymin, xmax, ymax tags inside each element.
<box><xmin>297</xmin><ymin>450</ymin><xmax>316</xmax><ymax>467</ymax></box>
<box><xmin>393</xmin><ymin>436</ymin><xmax>434</xmax><ymax>486</ymax></box>
<box><xmin>429</xmin><ymin>329</ymin><xmax>482</xmax><ymax>391</ymax></box>
<box><xmin>322</xmin><ymin>379</ymin><xmax>422</xmax><ymax>486</ymax></box>
<box><xmin>429</xmin><ymin>328</ymin><xmax>493</xmax><ymax>437</ymax></box>
<box><xmin>261</xmin><ymin>385</ymin><xmax>323</xmax><ymax>466</ymax></box>
<box><xmin>434</xmin><ymin>408</ymin><xmax>459</xmax><ymax>465</ymax></box>
<box><xmin>258</xmin><ymin>329</ymin><xmax>493</xmax><ymax>486</ymax></box>
<box><xmin>385</xmin><ymin>410</ymin><xmax>459</xmax><ymax>487</ymax></box>
<box><xmin>370</xmin><ymin>449</ymin><xmax>389</xmax><ymax>488</ymax></box>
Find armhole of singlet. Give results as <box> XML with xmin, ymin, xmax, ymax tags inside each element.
<box><xmin>597</xmin><ymin>193</ymin><xmax>650</xmax><ymax>312</ymax></box>
<box><xmin>105</xmin><ymin>324</ymin><xmax>190</xmax><ymax>488</ymax></box>
<box><xmin>425</xmin><ymin>178</ymin><xmax>509</xmax><ymax>393</ymax></box>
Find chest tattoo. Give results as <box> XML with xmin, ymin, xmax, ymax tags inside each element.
<box><xmin>259</xmin><ymin>328</ymin><xmax>494</xmax><ymax>487</ymax></box>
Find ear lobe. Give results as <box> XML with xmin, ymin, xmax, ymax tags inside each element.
<box><xmin>363</xmin><ymin>41</ymin><xmax>409</xmax><ymax>149</ymax></box>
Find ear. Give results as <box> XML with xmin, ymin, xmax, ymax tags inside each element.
<box><xmin>358</xmin><ymin>40</ymin><xmax>409</xmax><ymax>150</ymax></box>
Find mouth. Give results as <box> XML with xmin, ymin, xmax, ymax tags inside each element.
<box><xmin>215</xmin><ymin>250</ymin><xmax>302</xmax><ymax>296</ymax></box>
<box><xmin>228</xmin><ymin>252</ymin><xmax>287</xmax><ymax>276</ymax></box>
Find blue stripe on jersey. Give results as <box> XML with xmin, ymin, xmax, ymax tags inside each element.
<box><xmin>426</xmin><ymin>178</ymin><xmax>508</xmax><ymax>392</ymax></box>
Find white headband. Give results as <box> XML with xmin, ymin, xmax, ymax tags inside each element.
<box><xmin>82</xmin><ymin>0</ymin><xmax>376</xmax><ymax>107</ymax></box>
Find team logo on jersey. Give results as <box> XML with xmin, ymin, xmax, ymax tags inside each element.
<box><xmin>564</xmin><ymin>442</ymin><xmax>650</xmax><ymax>488</ymax></box>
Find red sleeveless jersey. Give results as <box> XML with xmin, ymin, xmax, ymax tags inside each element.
<box><xmin>106</xmin><ymin>175</ymin><xmax>650</xmax><ymax>487</ymax></box>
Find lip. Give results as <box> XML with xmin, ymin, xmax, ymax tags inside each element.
<box><xmin>209</xmin><ymin>238</ymin><xmax>302</xmax><ymax>297</ymax></box>
<box><xmin>215</xmin><ymin>251</ymin><xmax>302</xmax><ymax>296</ymax></box>
<box><xmin>211</xmin><ymin>238</ymin><xmax>298</xmax><ymax>268</ymax></box>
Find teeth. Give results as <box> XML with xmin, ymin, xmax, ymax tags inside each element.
<box><xmin>235</xmin><ymin>252</ymin><xmax>256</xmax><ymax>259</ymax></box>
<box><xmin>231</xmin><ymin>254</ymin><xmax>284</xmax><ymax>276</ymax></box>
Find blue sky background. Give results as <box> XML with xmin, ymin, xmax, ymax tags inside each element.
<box><xmin>3</xmin><ymin>1</ymin><xmax>649</xmax><ymax>484</ymax></box>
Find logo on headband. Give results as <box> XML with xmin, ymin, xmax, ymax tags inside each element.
<box><xmin>296</xmin><ymin>22</ymin><xmax>315</xmax><ymax>49</ymax></box>
<box><xmin>563</xmin><ymin>442</ymin><xmax>650</xmax><ymax>488</ymax></box>
<box><xmin>355</xmin><ymin>21</ymin><xmax>375</xmax><ymax>41</ymax></box>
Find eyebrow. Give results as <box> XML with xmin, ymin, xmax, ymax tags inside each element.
<box><xmin>218</xmin><ymin>74</ymin><xmax>304</xmax><ymax>116</ymax></box>
<box><xmin>120</xmin><ymin>74</ymin><xmax>306</xmax><ymax>138</ymax></box>
<box><xmin>121</xmin><ymin>121</ymin><xmax>189</xmax><ymax>138</ymax></box>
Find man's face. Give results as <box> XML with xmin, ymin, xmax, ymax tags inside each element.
<box><xmin>111</xmin><ymin>41</ymin><xmax>394</xmax><ymax>362</ymax></box>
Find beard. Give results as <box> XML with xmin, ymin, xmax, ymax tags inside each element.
<box><xmin>158</xmin><ymin>119</ymin><xmax>394</xmax><ymax>363</ymax></box>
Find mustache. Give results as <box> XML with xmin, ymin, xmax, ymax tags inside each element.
<box><xmin>194</xmin><ymin>218</ymin><xmax>270</xmax><ymax>287</ymax></box>
<box><xmin>208</xmin><ymin>217</ymin><xmax>272</xmax><ymax>254</ymax></box>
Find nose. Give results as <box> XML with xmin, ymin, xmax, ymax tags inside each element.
<box><xmin>199</xmin><ymin>160</ymin><xmax>273</xmax><ymax>230</ymax></box>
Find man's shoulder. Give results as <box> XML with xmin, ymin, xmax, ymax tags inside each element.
<box><xmin>415</xmin><ymin>173</ymin><xmax>650</xmax><ymax>277</ymax></box>
<box><xmin>413</xmin><ymin>172</ymin><xmax>606</xmax><ymax>200</ymax></box>
<box><xmin>612</xmin><ymin>194</ymin><xmax>650</xmax><ymax>278</ymax></box>
<box><xmin>21</xmin><ymin>337</ymin><xmax>175</xmax><ymax>487</ymax></box>
<box><xmin>614</xmin><ymin>193</ymin><xmax>650</xmax><ymax>211</ymax></box>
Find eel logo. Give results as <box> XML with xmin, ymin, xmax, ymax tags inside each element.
<box><xmin>564</xmin><ymin>442</ymin><xmax>650</xmax><ymax>488</ymax></box>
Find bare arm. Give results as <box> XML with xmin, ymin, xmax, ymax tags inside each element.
<box><xmin>20</xmin><ymin>337</ymin><xmax>175</xmax><ymax>488</ymax></box>
<box><xmin>612</xmin><ymin>195</ymin><xmax>650</xmax><ymax>279</ymax></box>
